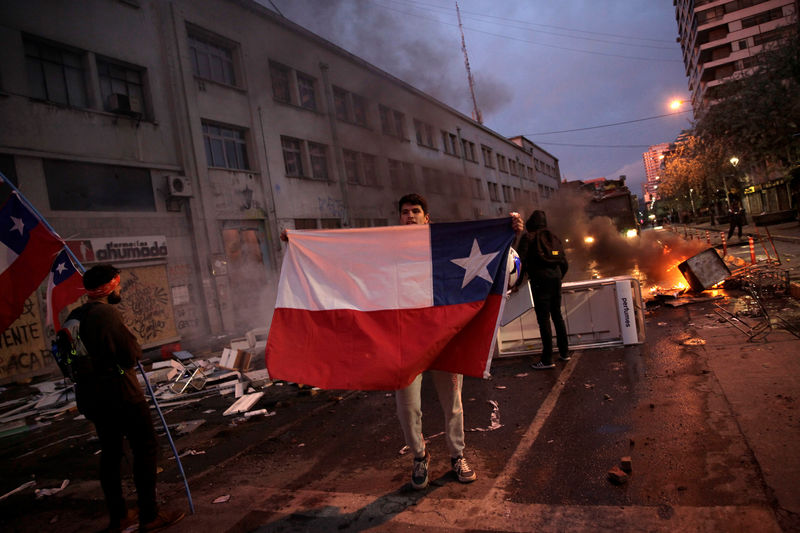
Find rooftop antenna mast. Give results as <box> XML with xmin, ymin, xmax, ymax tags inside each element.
<box><xmin>456</xmin><ymin>1</ymin><xmax>482</xmax><ymax>124</ymax></box>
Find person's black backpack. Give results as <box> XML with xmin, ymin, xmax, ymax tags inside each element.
<box><xmin>533</xmin><ymin>229</ymin><xmax>566</xmax><ymax>266</ymax></box>
<box><xmin>52</xmin><ymin>316</ymin><xmax>92</xmax><ymax>383</ymax></box>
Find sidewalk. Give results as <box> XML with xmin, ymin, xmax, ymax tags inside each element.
<box><xmin>673</xmin><ymin>219</ymin><xmax>800</xmax><ymax>245</ymax></box>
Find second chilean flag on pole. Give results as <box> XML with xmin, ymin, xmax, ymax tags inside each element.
<box><xmin>266</xmin><ymin>218</ymin><xmax>514</xmax><ymax>390</ymax></box>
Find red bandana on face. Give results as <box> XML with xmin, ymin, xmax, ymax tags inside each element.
<box><xmin>87</xmin><ymin>274</ymin><xmax>121</xmax><ymax>299</ymax></box>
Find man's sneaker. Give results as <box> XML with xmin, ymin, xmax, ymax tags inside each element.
<box><xmin>451</xmin><ymin>455</ymin><xmax>477</xmax><ymax>483</ymax></box>
<box><xmin>411</xmin><ymin>450</ymin><xmax>430</xmax><ymax>490</ymax></box>
<box><xmin>105</xmin><ymin>508</ymin><xmax>138</xmax><ymax>533</ymax></box>
<box><xmin>139</xmin><ymin>509</ymin><xmax>185</xmax><ymax>532</ymax></box>
<box><xmin>558</xmin><ymin>353</ymin><xmax>572</xmax><ymax>362</ymax></box>
<box><xmin>531</xmin><ymin>361</ymin><xmax>555</xmax><ymax>370</ymax></box>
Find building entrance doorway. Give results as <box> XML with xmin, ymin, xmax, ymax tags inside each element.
<box><xmin>221</xmin><ymin>220</ymin><xmax>271</xmax><ymax>329</ymax></box>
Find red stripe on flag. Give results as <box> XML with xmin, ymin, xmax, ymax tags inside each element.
<box><xmin>48</xmin><ymin>271</ymin><xmax>85</xmax><ymax>330</ymax></box>
<box><xmin>0</xmin><ymin>224</ymin><xmax>62</xmax><ymax>331</ymax></box>
<box><xmin>266</xmin><ymin>298</ymin><xmax>496</xmax><ymax>390</ymax></box>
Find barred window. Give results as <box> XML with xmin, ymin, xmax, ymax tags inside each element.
<box><xmin>203</xmin><ymin>122</ymin><xmax>249</xmax><ymax>170</ymax></box>
<box><xmin>97</xmin><ymin>58</ymin><xmax>145</xmax><ymax>114</ymax></box>
<box><xmin>188</xmin><ymin>33</ymin><xmax>236</xmax><ymax>85</ymax></box>
<box><xmin>308</xmin><ymin>142</ymin><xmax>328</xmax><ymax>180</ymax></box>
<box><xmin>281</xmin><ymin>137</ymin><xmax>304</xmax><ymax>176</ymax></box>
<box><xmin>270</xmin><ymin>62</ymin><xmax>291</xmax><ymax>103</ymax></box>
<box><xmin>24</xmin><ymin>37</ymin><xmax>87</xmax><ymax>107</ymax></box>
<box><xmin>297</xmin><ymin>73</ymin><xmax>317</xmax><ymax>111</ymax></box>
<box><xmin>343</xmin><ymin>149</ymin><xmax>360</xmax><ymax>184</ymax></box>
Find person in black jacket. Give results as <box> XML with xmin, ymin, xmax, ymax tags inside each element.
<box><xmin>69</xmin><ymin>264</ymin><xmax>183</xmax><ymax>532</ymax></box>
<box><xmin>515</xmin><ymin>210</ymin><xmax>570</xmax><ymax>369</ymax></box>
<box><xmin>727</xmin><ymin>196</ymin><xmax>745</xmax><ymax>240</ymax></box>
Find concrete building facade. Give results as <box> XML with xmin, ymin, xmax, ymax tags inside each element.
<box><xmin>0</xmin><ymin>0</ymin><xmax>552</xmax><ymax>380</ymax></box>
<box><xmin>642</xmin><ymin>142</ymin><xmax>671</xmax><ymax>206</ymax></box>
<box><xmin>674</xmin><ymin>0</ymin><xmax>797</xmax><ymax>110</ymax></box>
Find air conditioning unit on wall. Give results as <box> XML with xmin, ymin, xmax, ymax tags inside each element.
<box><xmin>108</xmin><ymin>93</ymin><xmax>142</xmax><ymax>115</ymax></box>
<box><xmin>167</xmin><ymin>175</ymin><xmax>193</xmax><ymax>197</ymax></box>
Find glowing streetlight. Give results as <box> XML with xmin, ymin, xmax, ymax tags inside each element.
<box><xmin>689</xmin><ymin>188</ymin><xmax>696</xmax><ymax>216</ymax></box>
<box><xmin>669</xmin><ymin>99</ymin><xmax>684</xmax><ymax>110</ymax></box>
<box><xmin>729</xmin><ymin>156</ymin><xmax>739</xmax><ymax>167</ymax></box>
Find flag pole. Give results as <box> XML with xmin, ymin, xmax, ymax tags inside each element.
<box><xmin>0</xmin><ymin>171</ymin><xmax>195</xmax><ymax>514</ymax></box>
<box><xmin>0</xmin><ymin>172</ymin><xmax>83</xmax><ymax>269</ymax></box>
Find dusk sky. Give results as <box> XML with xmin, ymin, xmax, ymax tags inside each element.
<box><xmin>265</xmin><ymin>0</ymin><xmax>693</xmax><ymax>197</ymax></box>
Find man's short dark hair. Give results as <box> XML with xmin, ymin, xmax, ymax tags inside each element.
<box><xmin>398</xmin><ymin>193</ymin><xmax>428</xmax><ymax>214</ymax></box>
<box><xmin>83</xmin><ymin>264</ymin><xmax>121</xmax><ymax>290</ymax></box>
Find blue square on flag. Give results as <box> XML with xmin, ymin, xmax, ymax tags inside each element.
<box><xmin>430</xmin><ymin>218</ymin><xmax>511</xmax><ymax>306</ymax></box>
<box><xmin>1</xmin><ymin>194</ymin><xmax>40</xmax><ymax>254</ymax></box>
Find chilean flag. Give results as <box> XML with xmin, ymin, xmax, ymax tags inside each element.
<box><xmin>46</xmin><ymin>248</ymin><xmax>85</xmax><ymax>330</ymax></box>
<box><xmin>266</xmin><ymin>218</ymin><xmax>514</xmax><ymax>390</ymax></box>
<box><xmin>0</xmin><ymin>193</ymin><xmax>64</xmax><ymax>332</ymax></box>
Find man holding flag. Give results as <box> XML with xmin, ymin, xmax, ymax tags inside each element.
<box><xmin>268</xmin><ymin>193</ymin><xmax>523</xmax><ymax>489</ymax></box>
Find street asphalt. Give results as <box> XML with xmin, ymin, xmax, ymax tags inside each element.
<box><xmin>1</xmin><ymin>220</ymin><xmax>799</xmax><ymax>532</ymax></box>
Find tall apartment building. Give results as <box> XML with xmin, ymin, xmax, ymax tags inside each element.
<box><xmin>641</xmin><ymin>143</ymin><xmax>671</xmax><ymax>205</ymax></box>
<box><xmin>674</xmin><ymin>0</ymin><xmax>797</xmax><ymax>111</ymax></box>
<box><xmin>0</xmin><ymin>0</ymin><xmax>554</xmax><ymax>383</ymax></box>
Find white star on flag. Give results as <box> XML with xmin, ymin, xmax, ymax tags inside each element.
<box><xmin>55</xmin><ymin>262</ymin><xmax>67</xmax><ymax>275</ymax></box>
<box><xmin>10</xmin><ymin>216</ymin><xmax>24</xmax><ymax>235</ymax></box>
<box><xmin>450</xmin><ymin>238</ymin><xmax>499</xmax><ymax>289</ymax></box>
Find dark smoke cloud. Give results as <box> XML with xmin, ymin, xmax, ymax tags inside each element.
<box><xmin>535</xmin><ymin>189</ymin><xmax>707</xmax><ymax>287</ymax></box>
<box><xmin>273</xmin><ymin>0</ymin><xmax>513</xmax><ymax>120</ymax></box>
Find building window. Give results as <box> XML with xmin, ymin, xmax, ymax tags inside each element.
<box><xmin>497</xmin><ymin>154</ymin><xmax>508</xmax><ymax>173</ymax></box>
<box><xmin>24</xmin><ymin>37</ymin><xmax>88</xmax><ymax>107</ymax></box>
<box><xmin>379</xmin><ymin>104</ymin><xmax>406</xmax><ymax>140</ymax></box>
<box><xmin>333</xmin><ymin>87</ymin><xmax>349</xmax><ymax>122</ymax></box>
<box><xmin>462</xmin><ymin>139</ymin><xmax>477</xmax><ymax>162</ymax></box>
<box><xmin>281</xmin><ymin>137</ymin><xmax>304</xmax><ymax>176</ymax></box>
<box><xmin>44</xmin><ymin>159</ymin><xmax>155</xmax><ymax>211</ymax></box>
<box><xmin>296</xmin><ymin>73</ymin><xmax>318</xmax><ymax>111</ymax></box>
<box><xmin>379</xmin><ymin>105</ymin><xmax>392</xmax><ymax>135</ymax></box>
<box><xmin>332</xmin><ymin>86</ymin><xmax>369</xmax><ymax>127</ymax></box>
<box><xmin>97</xmin><ymin>58</ymin><xmax>145</xmax><ymax>115</ymax></box>
<box><xmin>442</xmin><ymin>131</ymin><xmax>460</xmax><ymax>156</ymax></box>
<box><xmin>509</xmin><ymin>160</ymin><xmax>518</xmax><ymax>176</ymax></box>
<box><xmin>294</xmin><ymin>218</ymin><xmax>318</xmax><ymax>230</ymax></box>
<box><xmin>321</xmin><ymin>218</ymin><xmax>341</xmax><ymax>229</ymax></box>
<box><xmin>414</xmin><ymin>119</ymin><xmax>436</xmax><ymax>149</ymax></box>
<box><xmin>481</xmin><ymin>145</ymin><xmax>494</xmax><ymax>167</ymax></box>
<box><xmin>488</xmin><ymin>182</ymin><xmax>499</xmax><ymax>202</ymax></box>
<box><xmin>343</xmin><ymin>149</ymin><xmax>359</xmax><ymax>184</ymax></box>
<box><xmin>422</xmin><ymin>167</ymin><xmax>444</xmax><ymax>195</ymax></box>
<box><xmin>352</xmin><ymin>94</ymin><xmax>367</xmax><ymax>126</ymax></box>
<box><xmin>270</xmin><ymin>62</ymin><xmax>291</xmax><ymax>103</ymax></box>
<box><xmin>308</xmin><ymin>142</ymin><xmax>329</xmax><ymax>180</ymax></box>
<box><xmin>471</xmin><ymin>178</ymin><xmax>483</xmax><ymax>199</ymax></box>
<box><xmin>187</xmin><ymin>32</ymin><xmax>236</xmax><ymax>86</ymax></box>
<box><xmin>361</xmin><ymin>153</ymin><xmax>378</xmax><ymax>186</ymax></box>
<box><xmin>502</xmin><ymin>184</ymin><xmax>512</xmax><ymax>203</ymax></box>
<box><xmin>203</xmin><ymin>122</ymin><xmax>249</xmax><ymax>170</ymax></box>
<box><xmin>388</xmin><ymin>159</ymin><xmax>415</xmax><ymax>190</ymax></box>
<box><xmin>344</xmin><ymin>150</ymin><xmax>379</xmax><ymax>186</ymax></box>
<box><xmin>741</xmin><ymin>7</ymin><xmax>784</xmax><ymax>29</ymax></box>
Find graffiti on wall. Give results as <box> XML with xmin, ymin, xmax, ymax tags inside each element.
<box><xmin>0</xmin><ymin>295</ymin><xmax>55</xmax><ymax>384</ymax></box>
<box><xmin>174</xmin><ymin>305</ymin><xmax>200</xmax><ymax>332</ymax></box>
<box><xmin>117</xmin><ymin>265</ymin><xmax>178</xmax><ymax>348</ymax></box>
<box><xmin>318</xmin><ymin>196</ymin><xmax>345</xmax><ymax>218</ymax></box>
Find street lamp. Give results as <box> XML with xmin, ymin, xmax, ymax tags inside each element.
<box><xmin>689</xmin><ymin>188</ymin><xmax>696</xmax><ymax>216</ymax></box>
<box><xmin>723</xmin><ymin>156</ymin><xmax>739</xmax><ymax>208</ymax></box>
